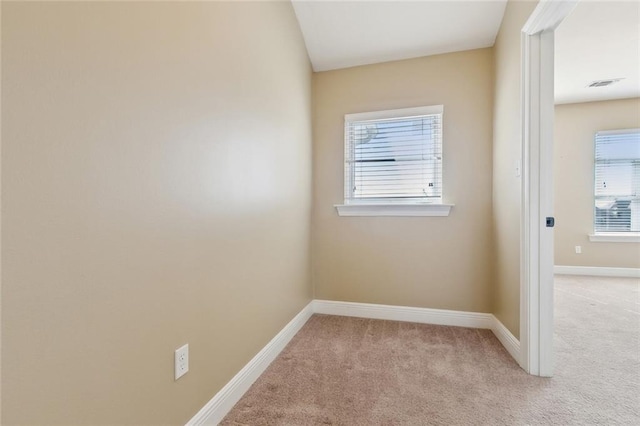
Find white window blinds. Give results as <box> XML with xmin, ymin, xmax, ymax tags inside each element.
<box><xmin>344</xmin><ymin>106</ymin><xmax>443</xmax><ymax>203</ymax></box>
<box><xmin>594</xmin><ymin>129</ymin><xmax>640</xmax><ymax>233</ymax></box>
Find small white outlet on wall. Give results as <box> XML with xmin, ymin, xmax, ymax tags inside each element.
<box><xmin>175</xmin><ymin>344</ymin><xmax>189</xmax><ymax>380</ymax></box>
<box><xmin>575</xmin><ymin>245</ymin><xmax>582</xmax><ymax>254</ymax></box>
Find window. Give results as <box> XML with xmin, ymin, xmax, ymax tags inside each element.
<box><xmin>335</xmin><ymin>106</ymin><xmax>452</xmax><ymax>217</ymax></box>
<box><xmin>593</xmin><ymin>129</ymin><xmax>640</xmax><ymax>236</ymax></box>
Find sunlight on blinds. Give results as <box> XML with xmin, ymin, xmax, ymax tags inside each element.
<box><xmin>345</xmin><ymin>106</ymin><xmax>443</xmax><ymax>203</ymax></box>
<box><xmin>594</xmin><ymin>129</ymin><xmax>640</xmax><ymax>233</ymax></box>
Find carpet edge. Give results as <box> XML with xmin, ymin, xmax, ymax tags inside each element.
<box><xmin>186</xmin><ymin>302</ymin><xmax>315</xmax><ymax>426</ymax></box>
<box><xmin>490</xmin><ymin>314</ymin><xmax>521</xmax><ymax>365</ymax></box>
<box><xmin>554</xmin><ymin>265</ymin><xmax>640</xmax><ymax>278</ymax></box>
<box><xmin>188</xmin><ymin>300</ymin><xmax>523</xmax><ymax>425</ymax></box>
<box><xmin>312</xmin><ymin>299</ymin><xmax>493</xmax><ymax>329</ymax></box>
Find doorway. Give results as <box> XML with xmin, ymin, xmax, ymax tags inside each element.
<box><xmin>519</xmin><ymin>0</ymin><xmax>578</xmax><ymax>377</ymax></box>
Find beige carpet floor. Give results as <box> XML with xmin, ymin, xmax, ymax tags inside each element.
<box><xmin>221</xmin><ymin>276</ymin><xmax>640</xmax><ymax>425</ymax></box>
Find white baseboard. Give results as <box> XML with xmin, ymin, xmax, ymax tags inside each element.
<box><xmin>313</xmin><ymin>299</ymin><xmax>494</xmax><ymax>329</ymax></box>
<box><xmin>313</xmin><ymin>300</ymin><xmax>520</xmax><ymax>363</ymax></box>
<box><xmin>188</xmin><ymin>300</ymin><xmax>521</xmax><ymax>425</ymax></box>
<box><xmin>186</xmin><ymin>302</ymin><xmax>314</xmax><ymax>426</ymax></box>
<box><xmin>554</xmin><ymin>265</ymin><xmax>640</xmax><ymax>278</ymax></box>
<box><xmin>490</xmin><ymin>315</ymin><xmax>521</xmax><ymax>364</ymax></box>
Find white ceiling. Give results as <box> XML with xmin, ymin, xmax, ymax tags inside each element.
<box><xmin>292</xmin><ymin>0</ymin><xmax>508</xmax><ymax>72</ymax></box>
<box><xmin>555</xmin><ymin>1</ymin><xmax>640</xmax><ymax>104</ymax></box>
<box><xmin>292</xmin><ymin>1</ymin><xmax>639</xmax><ymax>104</ymax></box>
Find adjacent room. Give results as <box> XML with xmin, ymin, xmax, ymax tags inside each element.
<box><xmin>551</xmin><ymin>5</ymin><xmax>640</xmax><ymax>425</ymax></box>
<box><xmin>1</xmin><ymin>0</ymin><xmax>638</xmax><ymax>424</ymax></box>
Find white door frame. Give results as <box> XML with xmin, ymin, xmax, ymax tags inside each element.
<box><xmin>520</xmin><ymin>0</ymin><xmax>578</xmax><ymax>377</ymax></box>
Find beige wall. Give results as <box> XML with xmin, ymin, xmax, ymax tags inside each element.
<box><xmin>312</xmin><ymin>49</ymin><xmax>495</xmax><ymax>313</ymax></box>
<box><xmin>554</xmin><ymin>98</ymin><xmax>640</xmax><ymax>268</ymax></box>
<box><xmin>492</xmin><ymin>0</ymin><xmax>538</xmax><ymax>338</ymax></box>
<box><xmin>1</xmin><ymin>2</ymin><xmax>312</xmax><ymax>424</ymax></box>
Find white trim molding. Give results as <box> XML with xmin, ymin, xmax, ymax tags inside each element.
<box><xmin>555</xmin><ymin>265</ymin><xmax>640</xmax><ymax>278</ymax></box>
<box><xmin>345</xmin><ymin>105</ymin><xmax>443</xmax><ymax>122</ymax></box>
<box><xmin>335</xmin><ymin>203</ymin><xmax>453</xmax><ymax>217</ymax></box>
<box><xmin>589</xmin><ymin>233</ymin><xmax>640</xmax><ymax>243</ymax></box>
<box><xmin>313</xmin><ymin>300</ymin><xmax>493</xmax><ymax>329</ymax></box>
<box><xmin>520</xmin><ymin>0</ymin><xmax>577</xmax><ymax>378</ymax></box>
<box><xmin>187</xmin><ymin>300</ymin><xmax>522</xmax><ymax>425</ymax></box>
<box><xmin>186</xmin><ymin>302</ymin><xmax>314</xmax><ymax>426</ymax></box>
<box><xmin>491</xmin><ymin>315</ymin><xmax>521</xmax><ymax>364</ymax></box>
<box><xmin>522</xmin><ymin>0</ymin><xmax>579</xmax><ymax>34</ymax></box>
<box><xmin>314</xmin><ymin>300</ymin><xmax>520</xmax><ymax>363</ymax></box>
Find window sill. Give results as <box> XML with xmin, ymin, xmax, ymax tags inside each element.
<box><xmin>588</xmin><ymin>233</ymin><xmax>640</xmax><ymax>243</ymax></box>
<box><xmin>334</xmin><ymin>203</ymin><xmax>454</xmax><ymax>217</ymax></box>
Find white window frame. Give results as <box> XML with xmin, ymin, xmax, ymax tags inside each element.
<box><xmin>334</xmin><ymin>105</ymin><xmax>453</xmax><ymax>217</ymax></box>
<box><xmin>589</xmin><ymin>128</ymin><xmax>640</xmax><ymax>242</ymax></box>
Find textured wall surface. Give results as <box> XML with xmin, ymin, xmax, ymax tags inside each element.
<box><xmin>555</xmin><ymin>99</ymin><xmax>640</xmax><ymax>268</ymax></box>
<box><xmin>312</xmin><ymin>48</ymin><xmax>495</xmax><ymax>314</ymax></box>
<box><xmin>492</xmin><ymin>0</ymin><xmax>539</xmax><ymax>337</ymax></box>
<box><xmin>1</xmin><ymin>2</ymin><xmax>312</xmax><ymax>423</ymax></box>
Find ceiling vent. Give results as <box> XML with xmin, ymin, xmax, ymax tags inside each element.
<box><xmin>587</xmin><ymin>78</ymin><xmax>624</xmax><ymax>88</ymax></box>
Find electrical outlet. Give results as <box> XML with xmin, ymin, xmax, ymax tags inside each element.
<box><xmin>175</xmin><ymin>344</ymin><xmax>189</xmax><ymax>380</ymax></box>
<box><xmin>575</xmin><ymin>245</ymin><xmax>582</xmax><ymax>254</ymax></box>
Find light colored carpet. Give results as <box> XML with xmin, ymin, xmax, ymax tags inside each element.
<box><xmin>221</xmin><ymin>276</ymin><xmax>640</xmax><ymax>425</ymax></box>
